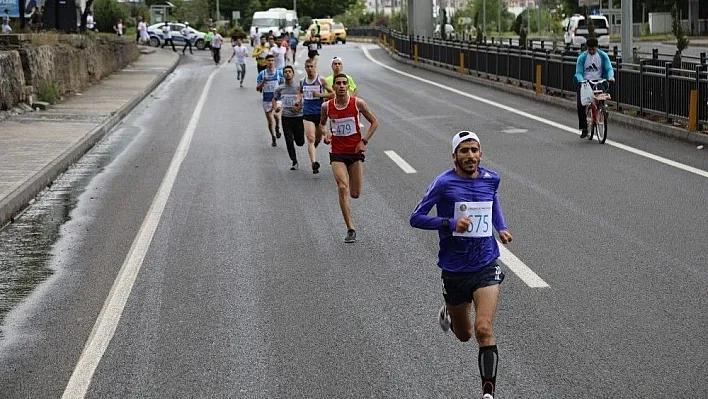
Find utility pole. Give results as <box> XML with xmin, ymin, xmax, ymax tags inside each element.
<box><xmin>621</xmin><ymin>0</ymin><xmax>633</xmax><ymax>61</ymax></box>
<box><xmin>294</xmin><ymin>0</ymin><xmax>297</xmax><ymax>14</ymax></box>
<box><xmin>216</xmin><ymin>0</ymin><xmax>220</xmax><ymax>20</ymax></box>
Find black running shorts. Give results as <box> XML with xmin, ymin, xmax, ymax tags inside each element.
<box><xmin>441</xmin><ymin>261</ymin><xmax>504</xmax><ymax>306</ymax></box>
<box><xmin>303</xmin><ymin>114</ymin><xmax>321</xmax><ymax>126</ymax></box>
<box><xmin>308</xmin><ymin>50</ymin><xmax>319</xmax><ymax>58</ymax></box>
<box><xmin>329</xmin><ymin>153</ymin><xmax>365</xmax><ymax>166</ymax></box>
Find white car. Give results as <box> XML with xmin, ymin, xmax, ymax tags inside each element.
<box><xmin>147</xmin><ymin>22</ymin><xmax>208</xmax><ymax>50</ymax></box>
<box><xmin>434</xmin><ymin>24</ymin><xmax>456</xmax><ymax>40</ymax></box>
<box><xmin>563</xmin><ymin>14</ymin><xmax>610</xmax><ymax>48</ymax></box>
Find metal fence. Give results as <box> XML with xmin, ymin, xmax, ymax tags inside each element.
<box><xmin>349</xmin><ymin>27</ymin><xmax>708</xmax><ymax>129</ymax></box>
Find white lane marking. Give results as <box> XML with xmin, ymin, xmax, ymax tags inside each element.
<box><xmin>361</xmin><ymin>46</ymin><xmax>708</xmax><ymax>179</ymax></box>
<box><xmin>384</xmin><ymin>150</ymin><xmax>417</xmax><ymax>173</ymax></box>
<box><xmin>497</xmin><ymin>241</ymin><xmax>549</xmax><ymax>288</ymax></box>
<box><xmin>501</xmin><ymin>128</ymin><xmax>528</xmax><ymax>134</ymax></box>
<box><xmin>61</xmin><ymin>66</ymin><xmax>222</xmax><ymax>399</ymax></box>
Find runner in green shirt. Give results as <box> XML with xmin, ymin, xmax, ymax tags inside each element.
<box><xmin>325</xmin><ymin>57</ymin><xmax>358</xmax><ymax>97</ymax></box>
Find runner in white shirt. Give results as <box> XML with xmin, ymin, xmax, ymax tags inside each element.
<box><xmin>268</xmin><ymin>36</ymin><xmax>287</xmax><ymax>71</ymax></box>
<box><xmin>181</xmin><ymin>22</ymin><xmax>194</xmax><ymax>54</ymax></box>
<box><xmin>161</xmin><ymin>23</ymin><xmax>176</xmax><ymax>51</ymax></box>
<box><xmin>113</xmin><ymin>19</ymin><xmax>123</xmax><ymax>36</ymax></box>
<box><xmin>228</xmin><ymin>37</ymin><xmax>249</xmax><ymax>87</ymax></box>
<box><xmin>210</xmin><ymin>28</ymin><xmax>223</xmax><ymax>65</ymax></box>
<box><xmin>86</xmin><ymin>11</ymin><xmax>96</xmax><ymax>32</ymax></box>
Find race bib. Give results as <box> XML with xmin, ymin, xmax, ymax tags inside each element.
<box><xmin>331</xmin><ymin>117</ymin><xmax>357</xmax><ymax>137</ymax></box>
<box><xmin>303</xmin><ymin>85</ymin><xmax>319</xmax><ymax>100</ymax></box>
<box><xmin>452</xmin><ymin>201</ymin><xmax>493</xmax><ymax>238</ymax></box>
<box><xmin>282</xmin><ymin>94</ymin><xmax>297</xmax><ymax>107</ymax></box>
<box><xmin>263</xmin><ymin>80</ymin><xmax>278</xmax><ymax>93</ymax></box>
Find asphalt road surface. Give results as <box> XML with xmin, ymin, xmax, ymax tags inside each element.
<box><xmin>0</xmin><ymin>44</ymin><xmax>706</xmax><ymax>398</ymax></box>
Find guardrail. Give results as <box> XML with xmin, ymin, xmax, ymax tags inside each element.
<box><xmin>348</xmin><ymin>27</ymin><xmax>708</xmax><ymax>130</ymax></box>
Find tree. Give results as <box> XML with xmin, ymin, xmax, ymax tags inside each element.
<box><xmin>671</xmin><ymin>0</ymin><xmax>689</xmax><ymax>66</ymax></box>
<box><xmin>390</xmin><ymin>6</ymin><xmax>408</xmax><ymax>34</ymax></box>
<box><xmin>441</xmin><ymin>8</ymin><xmax>448</xmax><ymax>40</ymax></box>
<box><xmin>93</xmin><ymin>0</ymin><xmax>129</xmax><ymax>33</ymax></box>
<box><xmin>468</xmin><ymin>0</ymin><xmax>513</xmax><ymax>33</ymax></box>
<box><xmin>584</xmin><ymin>8</ymin><xmax>595</xmax><ymax>38</ymax></box>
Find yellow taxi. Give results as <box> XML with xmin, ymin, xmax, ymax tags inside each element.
<box><xmin>331</xmin><ymin>22</ymin><xmax>347</xmax><ymax>44</ymax></box>
<box><xmin>305</xmin><ymin>22</ymin><xmax>334</xmax><ymax>44</ymax></box>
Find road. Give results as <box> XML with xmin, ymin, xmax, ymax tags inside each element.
<box><xmin>0</xmin><ymin>43</ymin><xmax>707</xmax><ymax>398</ymax></box>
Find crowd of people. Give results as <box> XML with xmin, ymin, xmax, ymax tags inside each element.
<box><xmin>220</xmin><ymin>29</ymin><xmax>512</xmax><ymax>399</ymax></box>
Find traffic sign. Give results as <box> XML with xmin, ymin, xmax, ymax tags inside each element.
<box><xmin>232</xmin><ymin>11</ymin><xmax>241</xmax><ymax>20</ymax></box>
<box><xmin>578</xmin><ymin>0</ymin><xmax>600</xmax><ymax>6</ymax></box>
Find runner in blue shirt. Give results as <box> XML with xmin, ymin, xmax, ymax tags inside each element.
<box><xmin>410</xmin><ymin>131</ymin><xmax>512</xmax><ymax>399</ymax></box>
<box><xmin>256</xmin><ymin>55</ymin><xmax>285</xmax><ymax>147</ymax></box>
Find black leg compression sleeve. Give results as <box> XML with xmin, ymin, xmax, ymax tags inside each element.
<box><xmin>478</xmin><ymin>345</ymin><xmax>498</xmax><ymax>396</ymax></box>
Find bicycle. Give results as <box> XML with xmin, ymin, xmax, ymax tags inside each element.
<box><xmin>582</xmin><ymin>79</ymin><xmax>611</xmax><ymax>144</ymax></box>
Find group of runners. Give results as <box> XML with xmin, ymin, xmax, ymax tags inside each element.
<box><xmin>228</xmin><ymin>34</ymin><xmax>512</xmax><ymax>399</ymax></box>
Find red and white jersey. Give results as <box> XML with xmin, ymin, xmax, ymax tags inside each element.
<box><xmin>326</xmin><ymin>96</ymin><xmax>361</xmax><ymax>154</ymax></box>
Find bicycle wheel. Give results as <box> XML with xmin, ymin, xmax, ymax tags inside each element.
<box><xmin>596</xmin><ymin>105</ymin><xmax>608</xmax><ymax>144</ymax></box>
<box><xmin>586</xmin><ymin>105</ymin><xmax>595</xmax><ymax>140</ymax></box>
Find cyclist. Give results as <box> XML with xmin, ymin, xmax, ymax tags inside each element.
<box><xmin>574</xmin><ymin>37</ymin><xmax>614</xmax><ymax>138</ymax></box>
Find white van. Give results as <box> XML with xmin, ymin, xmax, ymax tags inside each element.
<box><xmin>268</xmin><ymin>8</ymin><xmax>299</xmax><ymax>36</ymax></box>
<box><xmin>250</xmin><ymin>10</ymin><xmax>286</xmax><ymax>38</ymax></box>
<box><xmin>563</xmin><ymin>14</ymin><xmax>610</xmax><ymax>48</ymax></box>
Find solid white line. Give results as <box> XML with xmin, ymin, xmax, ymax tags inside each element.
<box><xmin>61</xmin><ymin>66</ymin><xmax>222</xmax><ymax>399</ymax></box>
<box><xmin>361</xmin><ymin>46</ymin><xmax>708</xmax><ymax>179</ymax></box>
<box><xmin>497</xmin><ymin>241</ymin><xmax>550</xmax><ymax>288</ymax></box>
<box><xmin>384</xmin><ymin>150</ymin><xmax>417</xmax><ymax>174</ymax></box>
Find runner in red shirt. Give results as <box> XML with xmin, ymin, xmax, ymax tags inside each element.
<box><xmin>319</xmin><ymin>73</ymin><xmax>379</xmax><ymax>243</ymax></box>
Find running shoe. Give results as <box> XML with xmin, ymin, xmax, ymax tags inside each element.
<box><xmin>438</xmin><ymin>304</ymin><xmax>451</xmax><ymax>332</ymax></box>
<box><xmin>344</xmin><ymin>229</ymin><xmax>356</xmax><ymax>243</ymax></box>
<box><xmin>482</xmin><ymin>395</ymin><xmax>494</xmax><ymax>399</ymax></box>
<box><xmin>271</xmin><ymin>137</ymin><xmax>277</xmax><ymax>147</ymax></box>
<box><xmin>312</xmin><ymin>161</ymin><xmax>320</xmax><ymax>174</ymax></box>
<box><xmin>290</xmin><ymin>161</ymin><xmax>298</xmax><ymax>170</ymax></box>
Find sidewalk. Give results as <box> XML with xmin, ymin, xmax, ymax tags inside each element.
<box><xmin>0</xmin><ymin>48</ymin><xmax>180</xmax><ymax>227</ymax></box>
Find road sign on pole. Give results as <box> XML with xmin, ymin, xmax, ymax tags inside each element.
<box><xmin>232</xmin><ymin>11</ymin><xmax>241</xmax><ymax>20</ymax></box>
<box><xmin>578</xmin><ymin>0</ymin><xmax>600</xmax><ymax>6</ymax></box>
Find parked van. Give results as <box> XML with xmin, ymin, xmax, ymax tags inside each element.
<box><xmin>268</xmin><ymin>8</ymin><xmax>299</xmax><ymax>36</ymax></box>
<box><xmin>250</xmin><ymin>10</ymin><xmax>286</xmax><ymax>38</ymax></box>
<box><xmin>563</xmin><ymin>14</ymin><xmax>610</xmax><ymax>48</ymax></box>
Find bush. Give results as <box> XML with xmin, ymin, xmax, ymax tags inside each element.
<box><xmin>229</xmin><ymin>26</ymin><xmax>248</xmax><ymax>40</ymax></box>
<box><xmin>38</xmin><ymin>81</ymin><xmax>59</xmax><ymax>104</ymax></box>
<box><xmin>374</xmin><ymin>16</ymin><xmax>389</xmax><ymax>27</ymax></box>
<box><xmin>642</xmin><ymin>23</ymin><xmax>650</xmax><ymax>36</ymax></box>
<box><xmin>93</xmin><ymin>0</ymin><xmax>129</xmax><ymax>33</ymax></box>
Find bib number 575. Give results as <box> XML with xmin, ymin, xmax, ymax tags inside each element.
<box><xmin>467</xmin><ymin>214</ymin><xmax>489</xmax><ymax>234</ymax></box>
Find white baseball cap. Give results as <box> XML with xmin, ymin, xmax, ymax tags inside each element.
<box><xmin>452</xmin><ymin>131</ymin><xmax>480</xmax><ymax>152</ymax></box>
<box><xmin>332</xmin><ymin>56</ymin><xmax>343</xmax><ymax>64</ymax></box>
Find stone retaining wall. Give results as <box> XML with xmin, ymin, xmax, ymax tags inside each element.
<box><xmin>0</xmin><ymin>34</ymin><xmax>140</xmax><ymax>110</ymax></box>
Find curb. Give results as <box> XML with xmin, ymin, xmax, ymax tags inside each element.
<box><xmin>379</xmin><ymin>45</ymin><xmax>708</xmax><ymax>146</ymax></box>
<box><xmin>0</xmin><ymin>50</ymin><xmax>181</xmax><ymax>227</ymax></box>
